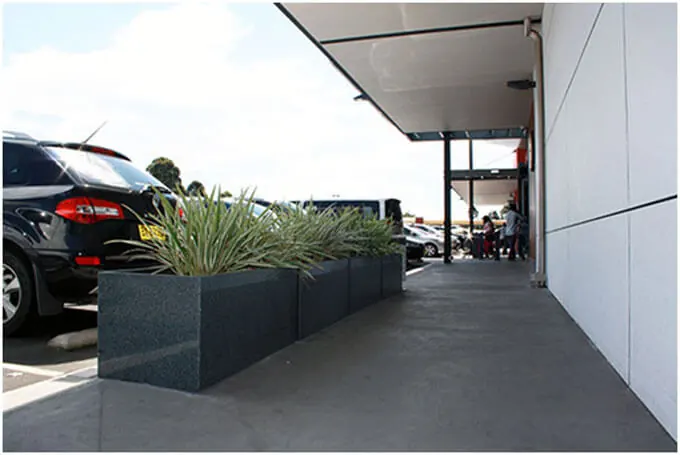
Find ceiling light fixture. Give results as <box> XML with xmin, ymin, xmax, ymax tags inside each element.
<box><xmin>506</xmin><ymin>79</ymin><xmax>536</xmax><ymax>90</ymax></box>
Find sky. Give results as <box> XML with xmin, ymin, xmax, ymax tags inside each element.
<box><xmin>2</xmin><ymin>1</ymin><xmax>519</xmax><ymax>220</ymax></box>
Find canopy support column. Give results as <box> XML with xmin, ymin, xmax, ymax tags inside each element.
<box><xmin>468</xmin><ymin>138</ymin><xmax>475</xmax><ymax>234</ymax></box>
<box><xmin>443</xmin><ymin>133</ymin><xmax>452</xmax><ymax>264</ymax></box>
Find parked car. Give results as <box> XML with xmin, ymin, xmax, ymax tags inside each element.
<box><xmin>2</xmin><ymin>131</ymin><xmax>180</xmax><ymax>335</ymax></box>
<box><xmin>411</xmin><ymin>222</ymin><xmax>461</xmax><ymax>251</ymax></box>
<box><xmin>254</xmin><ymin>198</ymin><xmax>306</xmax><ymax>215</ymax></box>
<box><xmin>223</xmin><ymin>198</ymin><xmax>276</xmax><ymax>219</ymax></box>
<box><xmin>297</xmin><ymin>198</ymin><xmax>405</xmax><ymax>243</ymax></box>
<box><xmin>403</xmin><ymin>225</ymin><xmax>444</xmax><ymax>257</ymax></box>
<box><xmin>406</xmin><ymin>239</ymin><xmax>425</xmax><ymax>261</ymax></box>
<box><xmin>410</xmin><ymin>223</ymin><xmax>444</xmax><ymax>238</ymax></box>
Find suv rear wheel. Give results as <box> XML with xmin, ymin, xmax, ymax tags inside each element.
<box><xmin>3</xmin><ymin>251</ymin><xmax>34</xmax><ymax>336</ymax></box>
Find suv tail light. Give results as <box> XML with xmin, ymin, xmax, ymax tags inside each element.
<box><xmin>75</xmin><ymin>256</ymin><xmax>101</xmax><ymax>266</ymax></box>
<box><xmin>56</xmin><ymin>197</ymin><xmax>124</xmax><ymax>224</ymax></box>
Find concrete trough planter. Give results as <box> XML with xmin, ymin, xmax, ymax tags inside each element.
<box><xmin>297</xmin><ymin>259</ymin><xmax>350</xmax><ymax>340</ymax></box>
<box><xmin>348</xmin><ymin>256</ymin><xmax>383</xmax><ymax>313</ymax></box>
<box><xmin>381</xmin><ymin>253</ymin><xmax>403</xmax><ymax>298</ymax></box>
<box><xmin>97</xmin><ymin>268</ymin><xmax>298</xmax><ymax>392</ymax></box>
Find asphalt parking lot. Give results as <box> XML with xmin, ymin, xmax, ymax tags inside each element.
<box><xmin>3</xmin><ymin>307</ymin><xmax>98</xmax><ymax>393</ymax></box>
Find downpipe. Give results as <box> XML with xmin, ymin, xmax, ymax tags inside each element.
<box><xmin>525</xmin><ymin>17</ymin><xmax>547</xmax><ymax>288</ymax></box>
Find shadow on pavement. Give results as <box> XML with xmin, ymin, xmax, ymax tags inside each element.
<box><xmin>3</xmin><ymin>309</ymin><xmax>98</xmax><ymax>366</ymax></box>
<box><xmin>406</xmin><ymin>260</ymin><xmax>425</xmax><ymax>272</ymax></box>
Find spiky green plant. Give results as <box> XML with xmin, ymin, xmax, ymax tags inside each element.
<box><xmin>274</xmin><ymin>203</ymin><xmax>364</xmax><ymax>262</ymax></box>
<box><xmin>354</xmin><ymin>214</ymin><xmax>401</xmax><ymax>257</ymax></box>
<box><xmin>276</xmin><ymin>203</ymin><xmax>399</xmax><ymax>260</ymax></box>
<box><xmin>112</xmin><ymin>188</ymin><xmax>322</xmax><ymax>277</ymax></box>
<box><xmin>112</xmin><ymin>191</ymin><xmax>400</xmax><ymax>279</ymax></box>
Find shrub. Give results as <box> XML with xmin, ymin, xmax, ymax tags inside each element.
<box><xmin>115</xmin><ymin>188</ymin><xmax>319</xmax><ymax>277</ymax></box>
<box><xmin>274</xmin><ymin>204</ymin><xmax>363</xmax><ymax>262</ymax></box>
<box><xmin>115</xmin><ymin>190</ymin><xmax>400</xmax><ymax>278</ymax></box>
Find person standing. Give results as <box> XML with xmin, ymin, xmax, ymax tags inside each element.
<box><xmin>482</xmin><ymin>216</ymin><xmax>495</xmax><ymax>259</ymax></box>
<box><xmin>494</xmin><ymin>222</ymin><xmax>504</xmax><ymax>260</ymax></box>
<box><xmin>504</xmin><ymin>202</ymin><xmax>525</xmax><ymax>261</ymax></box>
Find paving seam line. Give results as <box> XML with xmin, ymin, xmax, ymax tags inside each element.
<box><xmin>3</xmin><ymin>365</ymin><xmax>98</xmax><ymax>413</ymax></box>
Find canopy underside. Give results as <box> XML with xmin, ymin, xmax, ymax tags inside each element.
<box><xmin>278</xmin><ymin>3</ymin><xmax>542</xmax><ymax>140</ymax></box>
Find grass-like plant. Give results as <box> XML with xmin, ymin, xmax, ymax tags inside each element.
<box><xmin>276</xmin><ymin>202</ymin><xmax>400</xmax><ymax>259</ymax></box>
<box><xmin>115</xmin><ymin>188</ymin><xmax>322</xmax><ymax>277</ymax></box>
<box><xmin>274</xmin><ymin>203</ymin><xmax>363</xmax><ymax>262</ymax></box>
<box><xmin>354</xmin><ymin>214</ymin><xmax>402</xmax><ymax>257</ymax></box>
<box><xmin>115</xmin><ymin>191</ymin><xmax>401</xmax><ymax>278</ymax></box>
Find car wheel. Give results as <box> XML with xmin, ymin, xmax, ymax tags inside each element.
<box><xmin>3</xmin><ymin>251</ymin><xmax>34</xmax><ymax>337</ymax></box>
<box><xmin>424</xmin><ymin>243</ymin><xmax>438</xmax><ymax>257</ymax></box>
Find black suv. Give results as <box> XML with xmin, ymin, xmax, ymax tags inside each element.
<box><xmin>3</xmin><ymin>131</ymin><xmax>178</xmax><ymax>335</ymax></box>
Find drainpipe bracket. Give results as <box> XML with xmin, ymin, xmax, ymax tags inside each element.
<box><xmin>530</xmin><ymin>272</ymin><xmax>547</xmax><ymax>288</ymax></box>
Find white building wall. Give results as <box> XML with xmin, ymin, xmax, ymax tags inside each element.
<box><xmin>542</xmin><ymin>3</ymin><xmax>677</xmax><ymax>440</ymax></box>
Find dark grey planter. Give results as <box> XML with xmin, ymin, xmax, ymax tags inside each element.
<box><xmin>97</xmin><ymin>268</ymin><xmax>298</xmax><ymax>392</ymax></box>
<box><xmin>348</xmin><ymin>256</ymin><xmax>383</xmax><ymax>313</ymax></box>
<box><xmin>381</xmin><ymin>253</ymin><xmax>403</xmax><ymax>298</ymax></box>
<box><xmin>298</xmin><ymin>259</ymin><xmax>350</xmax><ymax>339</ymax></box>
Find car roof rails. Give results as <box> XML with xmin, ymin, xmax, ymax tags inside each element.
<box><xmin>3</xmin><ymin>130</ymin><xmax>37</xmax><ymax>141</ymax></box>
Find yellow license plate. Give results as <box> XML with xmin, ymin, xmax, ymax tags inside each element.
<box><xmin>138</xmin><ymin>225</ymin><xmax>166</xmax><ymax>241</ymax></box>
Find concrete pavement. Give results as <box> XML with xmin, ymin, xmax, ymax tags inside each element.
<box><xmin>3</xmin><ymin>261</ymin><xmax>675</xmax><ymax>451</ymax></box>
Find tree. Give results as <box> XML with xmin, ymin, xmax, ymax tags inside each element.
<box><xmin>146</xmin><ymin>157</ymin><xmax>182</xmax><ymax>192</ymax></box>
<box><xmin>403</xmin><ymin>211</ymin><xmax>416</xmax><ymax>218</ymax></box>
<box><xmin>186</xmin><ymin>180</ymin><xmax>206</xmax><ymax>197</ymax></box>
<box><xmin>220</xmin><ymin>190</ymin><xmax>232</xmax><ymax>198</ymax></box>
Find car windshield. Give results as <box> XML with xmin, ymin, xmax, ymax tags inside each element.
<box><xmin>277</xmin><ymin>201</ymin><xmax>306</xmax><ymax>214</ymax></box>
<box><xmin>223</xmin><ymin>200</ymin><xmax>274</xmax><ymax>218</ymax></box>
<box><xmin>305</xmin><ymin>200</ymin><xmax>379</xmax><ymax>218</ymax></box>
<box><xmin>46</xmin><ymin>147</ymin><xmax>165</xmax><ymax>191</ymax></box>
<box><xmin>250</xmin><ymin>203</ymin><xmax>267</xmax><ymax>217</ymax></box>
<box><xmin>411</xmin><ymin>225</ymin><xmax>429</xmax><ymax>235</ymax></box>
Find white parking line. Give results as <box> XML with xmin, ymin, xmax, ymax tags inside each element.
<box><xmin>3</xmin><ymin>365</ymin><xmax>98</xmax><ymax>413</ymax></box>
<box><xmin>406</xmin><ymin>264</ymin><xmax>430</xmax><ymax>277</ymax></box>
<box><xmin>63</xmin><ymin>304</ymin><xmax>98</xmax><ymax>312</ymax></box>
<box><xmin>2</xmin><ymin>363</ymin><xmax>62</xmax><ymax>378</ymax></box>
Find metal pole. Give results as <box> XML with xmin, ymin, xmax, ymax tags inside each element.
<box><xmin>443</xmin><ymin>133</ymin><xmax>452</xmax><ymax>264</ymax></box>
<box><xmin>525</xmin><ymin>17</ymin><xmax>547</xmax><ymax>288</ymax></box>
<box><xmin>468</xmin><ymin>138</ymin><xmax>474</xmax><ymax>234</ymax></box>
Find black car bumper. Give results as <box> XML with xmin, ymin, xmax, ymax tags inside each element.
<box><xmin>406</xmin><ymin>243</ymin><xmax>425</xmax><ymax>260</ymax></box>
<box><xmin>33</xmin><ymin>250</ymin><xmax>157</xmax><ymax>312</ymax></box>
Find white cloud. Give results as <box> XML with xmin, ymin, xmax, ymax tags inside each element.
<box><xmin>2</xmin><ymin>2</ymin><xmax>518</xmax><ymax>220</ymax></box>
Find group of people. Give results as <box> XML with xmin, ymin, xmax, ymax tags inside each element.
<box><xmin>482</xmin><ymin>202</ymin><xmax>526</xmax><ymax>261</ymax></box>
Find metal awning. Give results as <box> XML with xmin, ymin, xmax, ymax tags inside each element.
<box><xmin>450</xmin><ymin>168</ymin><xmax>519</xmax><ymax>206</ymax></box>
<box><xmin>451</xmin><ymin>180</ymin><xmax>516</xmax><ymax>206</ymax></box>
<box><xmin>277</xmin><ymin>3</ymin><xmax>542</xmax><ymax>141</ymax></box>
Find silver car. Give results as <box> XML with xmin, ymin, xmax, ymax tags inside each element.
<box><xmin>404</xmin><ymin>225</ymin><xmax>445</xmax><ymax>257</ymax></box>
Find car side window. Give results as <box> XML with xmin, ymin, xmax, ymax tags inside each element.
<box><xmin>3</xmin><ymin>142</ymin><xmax>72</xmax><ymax>186</ymax></box>
<box><xmin>3</xmin><ymin>143</ymin><xmax>28</xmax><ymax>186</ymax></box>
<box><xmin>26</xmin><ymin>152</ymin><xmax>72</xmax><ymax>185</ymax></box>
